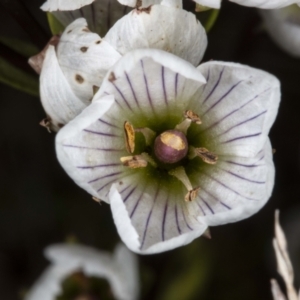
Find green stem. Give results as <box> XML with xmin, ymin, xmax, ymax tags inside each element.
<box><xmin>204</xmin><ymin>9</ymin><xmax>220</xmax><ymax>33</ymax></box>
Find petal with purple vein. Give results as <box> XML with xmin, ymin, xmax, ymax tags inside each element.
<box><xmin>186</xmin><ymin>139</ymin><xmax>274</xmax><ymax>226</ymax></box>
<box><xmin>190</xmin><ymin>61</ymin><xmax>280</xmax><ymax>157</ymax></box>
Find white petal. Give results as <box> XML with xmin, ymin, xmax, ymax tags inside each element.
<box><xmin>52</xmin><ymin>0</ymin><xmax>131</xmax><ymax>36</ymax></box>
<box><xmin>25</xmin><ymin>265</ymin><xmax>71</xmax><ymax>300</ymax></box>
<box><xmin>260</xmin><ymin>6</ymin><xmax>300</xmax><ymax>57</ymax></box>
<box><xmin>40</xmin><ymin>45</ymin><xmax>87</xmax><ymax>131</ymax></box>
<box><xmin>193</xmin><ymin>61</ymin><xmax>280</xmax><ymax>157</ymax></box>
<box><xmin>193</xmin><ymin>0</ymin><xmax>221</xmax><ymax>9</ymax></box>
<box><xmin>110</xmin><ymin>183</ymin><xmax>208</xmax><ymax>254</ymax></box>
<box><xmin>55</xmin><ymin>94</ymin><xmax>124</xmax><ymax>202</ymax></box>
<box><xmin>47</xmin><ymin>244</ymin><xmax>138</xmax><ymax>300</ymax></box>
<box><xmin>57</xmin><ymin>18</ymin><xmax>121</xmax><ymax>104</ymax></box>
<box><xmin>117</xmin><ymin>0</ymin><xmax>162</xmax><ymax>7</ymax></box>
<box><xmin>192</xmin><ymin>139</ymin><xmax>274</xmax><ymax>226</ymax></box>
<box><xmin>230</xmin><ymin>0</ymin><xmax>300</xmax><ymax>9</ymax></box>
<box><xmin>112</xmin><ymin>244</ymin><xmax>139</xmax><ymax>300</ymax></box>
<box><xmin>41</xmin><ymin>0</ymin><xmax>94</xmax><ymax>11</ymax></box>
<box><xmin>104</xmin><ymin>5</ymin><xmax>207</xmax><ymax>66</ymax></box>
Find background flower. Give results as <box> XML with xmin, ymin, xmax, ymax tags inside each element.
<box><xmin>260</xmin><ymin>5</ymin><xmax>300</xmax><ymax>58</ymax></box>
<box><xmin>37</xmin><ymin>1</ymin><xmax>207</xmax><ymax>131</ymax></box>
<box><xmin>25</xmin><ymin>243</ymin><xmax>139</xmax><ymax>300</ymax></box>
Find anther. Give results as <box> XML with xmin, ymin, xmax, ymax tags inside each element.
<box><xmin>124</xmin><ymin>121</ymin><xmax>135</xmax><ymax>154</ymax></box>
<box><xmin>188</xmin><ymin>147</ymin><xmax>218</xmax><ymax>164</ymax></box>
<box><xmin>175</xmin><ymin>110</ymin><xmax>202</xmax><ymax>134</ymax></box>
<box><xmin>120</xmin><ymin>155</ymin><xmax>148</xmax><ymax>169</ymax></box>
<box><xmin>168</xmin><ymin>166</ymin><xmax>200</xmax><ymax>202</ymax></box>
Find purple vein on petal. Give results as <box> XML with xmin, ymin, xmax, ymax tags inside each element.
<box><xmin>125</xmin><ymin>71</ymin><xmax>140</xmax><ymax>107</ymax></box>
<box><xmin>77</xmin><ymin>163</ymin><xmax>121</xmax><ymax>169</ymax></box>
<box><xmin>130</xmin><ymin>185</ymin><xmax>147</xmax><ymax>218</ymax></box>
<box><xmin>102</xmin><ymin>176</ymin><xmax>126</xmax><ymax>195</ymax></box>
<box><xmin>201</xmin><ymin>88</ymin><xmax>271</xmax><ymax>133</ymax></box>
<box><xmin>140</xmin><ymin>60</ymin><xmax>155</xmax><ymax>113</ymax></box>
<box><xmin>123</xmin><ymin>186</ymin><xmax>137</xmax><ymax>203</ymax></box>
<box><xmin>217</xmin><ymin>167</ymin><xmax>266</xmax><ymax>184</ymax></box>
<box><xmin>119</xmin><ymin>184</ymin><xmax>132</xmax><ymax>195</ymax></box>
<box><xmin>63</xmin><ymin>144</ymin><xmax>123</xmax><ymax>152</ymax></box>
<box><xmin>112</xmin><ymin>82</ymin><xmax>133</xmax><ymax>111</ymax></box>
<box><xmin>202</xmin><ymin>172</ymin><xmax>259</xmax><ymax>201</ymax></box>
<box><xmin>181</xmin><ymin>203</ymin><xmax>193</xmax><ymax>231</ymax></box>
<box><xmin>201</xmin><ymin>198</ymin><xmax>215</xmax><ymax>214</ymax></box>
<box><xmin>175</xmin><ymin>73</ymin><xmax>179</xmax><ymax>98</ymax></box>
<box><xmin>174</xmin><ymin>204</ymin><xmax>182</xmax><ymax>234</ymax></box>
<box><xmin>202</xmin><ymin>66</ymin><xmax>224</xmax><ymax>104</ymax></box>
<box><xmin>221</xmin><ymin>132</ymin><xmax>261</xmax><ymax>144</ymax></box>
<box><xmin>202</xmin><ymin>79</ymin><xmax>244</xmax><ymax>116</ymax></box>
<box><xmin>141</xmin><ymin>185</ymin><xmax>160</xmax><ymax>249</ymax></box>
<box><xmin>196</xmin><ymin>201</ymin><xmax>206</xmax><ymax>216</ymax></box>
<box><xmin>83</xmin><ymin>129</ymin><xmax>120</xmax><ymax>137</ymax></box>
<box><xmin>162</xmin><ymin>66</ymin><xmax>168</xmax><ymax>105</ymax></box>
<box><xmin>220</xmin><ymin>202</ymin><xmax>232</xmax><ymax>210</ymax></box>
<box><xmin>218</xmin><ymin>110</ymin><xmax>267</xmax><ymax>137</ymax></box>
<box><xmin>162</xmin><ymin>194</ymin><xmax>169</xmax><ymax>241</ymax></box>
<box><xmin>98</xmin><ymin>119</ymin><xmax>121</xmax><ymax>130</ymax></box>
<box><xmin>224</xmin><ymin>160</ymin><xmax>263</xmax><ymax>168</ymax></box>
<box><xmin>88</xmin><ymin>171</ymin><xmax>122</xmax><ymax>184</ymax></box>
<box><xmin>200</xmin><ymin>185</ymin><xmax>231</xmax><ymax>209</ymax></box>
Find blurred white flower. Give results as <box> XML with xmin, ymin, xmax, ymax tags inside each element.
<box><xmin>35</xmin><ymin>1</ymin><xmax>207</xmax><ymax>131</ymax></box>
<box><xmin>194</xmin><ymin>0</ymin><xmax>300</xmax><ymax>9</ymax></box>
<box><xmin>55</xmin><ymin>48</ymin><xmax>280</xmax><ymax>254</ymax></box>
<box><xmin>25</xmin><ymin>243</ymin><xmax>139</xmax><ymax>300</ymax></box>
<box><xmin>260</xmin><ymin>5</ymin><xmax>300</xmax><ymax>58</ymax></box>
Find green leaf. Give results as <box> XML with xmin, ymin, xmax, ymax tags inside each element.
<box><xmin>47</xmin><ymin>12</ymin><xmax>65</xmax><ymax>35</ymax></box>
<box><xmin>0</xmin><ymin>57</ymin><xmax>39</xmax><ymax>97</ymax></box>
<box><xmin>0</xmin><ymin>36</ymin><xmax>39</xmax><ymax>58</ymax></box>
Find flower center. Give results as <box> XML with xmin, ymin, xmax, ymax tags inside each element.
<box><xmin>154</xmin><ymin>130</ymin><xmax>188</xmax><ymax>164</ymax></box>
<box><xmin>120</xmin><ymin>109</ymin><xmax>218</xmax><ymax>202</ymax></box>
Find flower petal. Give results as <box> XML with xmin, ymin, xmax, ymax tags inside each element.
<box><xmin>104</xmin><ymin>5</ymin><xmax>207</xmax><ymax>66</ymax></box>
<box><xmin>110</xmin><ymin>183</ymin><xmax>208</xmax><ymax>254</ymax></box>
<box><xmin>193</xmin><ymin>0</ymin><xmax>221</xmax><ymax>9</ymax></box>
<box><xmin>112</xmin><ymin>244</ymin><xmax>139</xmax><ymax>300</ymax></box>
<box><xmin>40</xmin><ymin>45</ymin><xmax>87</xmax><ymax>131</ymax></box>
<box><xmin>25</xmin><ymin>265</ymin><xmax>70</xmax><ymax>300</ymax></box>
<box><xmin>57</xmin><ymin>18</ymin><xmax>121</xmax><ymax>104</ymax></box>
<box><xmin>193</xmin><ymin>61</ymin><xmax>280</xmax><ymax>157</ymax></box>
<box><xmin>260</xmin><ymin>6</ymin><xmax>300</xmax><ymax>57</ymax></box>
<box><xmin>117</xmin><ymin>0</ymin><xmax>162</xmax><ymax>7</ymax></box>
<box><xmin>51</xmin><ymin>0</ymin><xmax>131</xmax><ymax>36</ymax></box>
<box><xmin>41</xmin><ymin>0</ymin><xmax>95</xmax><ymax>11</ymax></box>
<box><xmin>230</xmin><ymin>0</ymin><xmax>300</xmax><ymax>9</ymax></box>
<box><xmin>187</xmin><ymin>139</ymin><xmax>275</xmax><ymax>226</ymax></box>
<box><xmin>55</xmin><ymin>94</ymin><xmax>126</xmax><ymax>202</ymax></box>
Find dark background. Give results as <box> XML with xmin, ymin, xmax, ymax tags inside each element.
<box><xmin>0</xmin><ymin>0</ymin><xmax>300</xmax><ymax>299</ymax></box>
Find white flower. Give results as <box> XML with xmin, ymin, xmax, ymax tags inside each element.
<box><xmin>38</xmin><ymin>2</ymin><xmax>207</xmax><ymax>131</ymax></box>
<box><xmin>260</xmin><ymin>5</ymin><xmax>300</xmax><ymax>58</ymax></box>
<box><xmin>25</xmin><ymin>243</ymin><xmax>139</xmax><ymax>300</ymax></box>
<box><xmin>194</xmin><ymin>0</ymin><xmax>300</xmax><ymax>9</ymax></box>
<box><xmin>55</xmin><ymin>48</ymin><xmax>280</xmax><ymax>254</ymax></box>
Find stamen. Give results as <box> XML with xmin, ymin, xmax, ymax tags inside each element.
<box><xmin>120</xmin><ymin>155</ymin><xmax>147</xmax><ymax>169</ymax></box>
<box><xmin>124</xmin><ymin>121</ymin><xmax>135</xmax><ymax>154</ymax></box>
<box><xmin>169</xmin><ymin>166</ymin><xmax>200</xmax><ymax>202</ymax></box>
<box><xmin>140</xmin><ymin>152</ymin><xmax>157</xmax><ymax>168</ymax></box>
<box><xmin>184</xmin><ymin>110</ymin><xmax>202</xmax><ymax>124</ymax></box>
<box><xmin>188</xmin><ymin>147</ymin><xmax>218</xmax><ymax>164</ymax></box>
<box><xmin>175</xmin><ymin>110</ymin><xmax>202</xmax><ymax>134</ymax></box>
<box><xmin>135</xmin><ymin>127</ymin><xmax>156</xmax><ymax>146</ymax></box>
